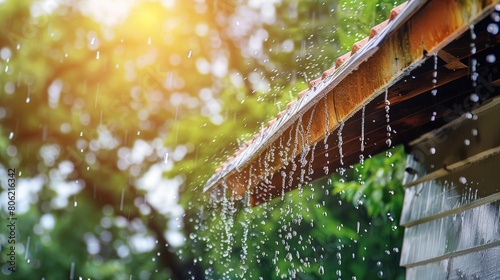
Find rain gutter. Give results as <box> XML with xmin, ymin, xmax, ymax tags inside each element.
<box><xmin>203</xmin><ymin>0</ymin><xmax>429</xmax><ymax>194</ymax></box>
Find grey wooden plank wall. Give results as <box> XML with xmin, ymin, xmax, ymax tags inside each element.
<box><xmin>400</xmin><ymin>98</ymin><xmax>500</xmax><ymax>279</ymax></box>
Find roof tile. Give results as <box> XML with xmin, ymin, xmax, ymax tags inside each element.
<box><xmin>298</xmin><ymin>88</ymin><xmax>309</xmax><ymax>99</ymax></box>
<box><xmin>309</xmin><ymin>77</ymin><xmax>322</xmax><ymax>89</ymax></box>
<box><xmin>351</xmin><ymin>37</ymin><xmax>369</xmax><ymax>54</ymax></box>
<box><xmin>277</xmin><ymin>110</ymin><xmax>287</xmax><ymax>119</ymax></box>
<box><xmin>322</xmin><ymin>66</ymin><xmax>336</xmax><ymax>79</ymax></box>
<box><xmin>370</xmin><ymin>20</ymin><xmax>388</xmax><ymax>39</ymax></box>
<box><xmin>336</xmin><ymin>52</ymin><xmax>351</xmax><ymax>68</ymax></box>
<box><xmin>389</xmin><ymin>2</ymin><xmax>406</xmax><ymax>22</ymax></box>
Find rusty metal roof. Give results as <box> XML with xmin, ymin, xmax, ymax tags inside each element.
<box><xmin>204</xmin><ymin>0</ymin><xmax>500</xmax><ymax>206</ymax></box>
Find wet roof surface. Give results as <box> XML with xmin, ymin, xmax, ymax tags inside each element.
<box><xmin>204</xmin><ymin>0</ymin><xmax>500</xmax><ymax>206</ymax></box>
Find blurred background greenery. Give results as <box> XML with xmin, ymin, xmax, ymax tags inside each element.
<box><xmin>0</xmin><ymin>0</ymin><xmax>406</xmax><ymax>279</ymax></box>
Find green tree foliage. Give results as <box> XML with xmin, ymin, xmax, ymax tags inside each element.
<box><xmin>1</xmin><ymin>0</ymin><xmax>406</xmax><ymax>279</ymax></box>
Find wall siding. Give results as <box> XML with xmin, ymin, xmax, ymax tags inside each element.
<box><xmin>400</xmin><ymin>98</ymin><xmax>500</xmax><ymax>279</ymax></box>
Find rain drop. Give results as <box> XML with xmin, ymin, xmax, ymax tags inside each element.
<box><xmin>459</xmin><ymin>176</ymin><xmax>467</xmax><ymax>184</ymax></box>
<box><xmin>470</xmin><ymin>93</ymin><xmax>479</xmax><ymax>102</ymax></box>
<box><xmin>385</xmin><ymin>139</ymin><xmax>392</xmax><ymax>147</ymax></box>
<box><xmin>486</xmin><ymin>54</ymin><xmax>496</xmax><ymax>63</ymax></box>
<box><xmin>487</xmin><ymin>23</ymin><xmax>499</xmax><ymax>35</ymax></box>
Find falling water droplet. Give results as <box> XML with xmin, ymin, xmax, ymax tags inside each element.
<box><xmin>385</xmin><ymin>139</ymin><xmax>392</xmax><ymax>147</ymax></box>
<box><xmin>319</xmin><ymin>265</ymin><xmax>324</xmax><ymax>275</ymax></box>
<box><xmin>26</xmin><ymin>97</ymin><xmax>30</xmax><ymax>103</ymax></box>
<box><xmin>470</xmin><ymin>24</ymin><xmax>477</xmax><ymax>40</ymax></box>
<box><xmin>470</xmin><ymin>93</ymin><xmax>479</xmax><ymax>102</ymax></box>
<box><xmin>431</xmin><ymin>111</ymin><xmax>437</xmax><ymax>121</ymax></box>
<box><xmin>470</xmin><ymin>42</ymin><xmax>477</xmax><ymax>56</ymax></box>
<box><xmin>429</xmin><ymin>147</ymin><xmax>436</xmax><ymax>154</ymax></box>
<box><xmin>96</xmin><ymin>51</ymin><xmax>100</xmax><ymax>60</ymax></box>
<box><xmin>487</xmin><ymin>23</ymin><xmax>499</xmax><ymax>35</ymax></box>
<box><xmin>120</xmin><ymin>188</ymin><xmax>125</xmax><ymax>211</ymax></box>
<box><xmin>147</xmin><ymin>37</ymin><xmax>152</xmax><ymax>45</ymax></box>
<box><xmin>25</xmin><ymin>236</ymin><xmax>31</xmax><ymax>261</ymax></box>
<box><xmin>459</xmin><ymin>176</ymin><xmax>467</xmax><ymax>184</ymax></box>
<box><xmin>70</xmin><ymin>262</ymin><xmax>75</xmax><ymax>280</ymax></box>
<box><xmin>486</xmin><ymin>54</ymin><xmax>496</xmax><ymax>63</ymax></box>
<box><xmin>337</xmin><ymin>122</ymin><xmax>345</xmax><ymax>165</ymax></box>
<box><xmin>432</xmin><ymin>53</ymin><xmax>438</xmax><ymax>94</ymax></box>
<box><xmin>360</xmin><ymin>106</ymin><xmax>365</xmax><ymax>165</ymax></box>
<box><xmin>384</xmin><ymin>89</ymin><xmax>391</xmax><ymax>147</ymax></box>
<box><xmin>163</xmin><ymin>152</ymin><xmax>169</xmax><ymax>164</ymax></box>
<box><xmin>9</xmin><ymin>132</ymin><xmax>14</xmax><ymax>139</ymax></box>
<box><xmin>187</xmin><ymin>50</ymin><xmax>192</xmax><ymax>58</ymax></box>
